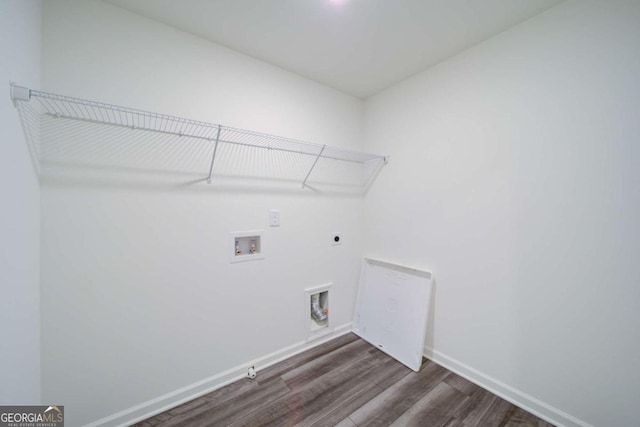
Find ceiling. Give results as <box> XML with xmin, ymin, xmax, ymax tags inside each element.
<box><xmin>104</xmin><ymin>0</ymin><xmax>563</xmax><ymax>98</ymax></box>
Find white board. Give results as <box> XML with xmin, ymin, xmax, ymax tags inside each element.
<box><xmin>353</xmin><ymin>258</ymin><xmax>433</xmax><ymax>372</ymax></box>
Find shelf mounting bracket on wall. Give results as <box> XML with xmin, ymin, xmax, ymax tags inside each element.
<box><xmin>302</xmin><ymin>145</ymin><xmax>326</xmax><ymax>188</ymax></box>
<box><xmin>206</xmin><ymin>125</ymin><xmax>222</xmax><ymax>184</ymax></box>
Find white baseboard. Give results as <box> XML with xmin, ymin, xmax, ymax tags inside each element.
<box><xmin>423</xmin><ymin>346</ymin><xmax>592</xmax><ymax>427</ymax></box>
<box><xmin>84</xmin><ymin>323</ymin><xmax>353</xmax><ymax>427</ymax></box>
<box><xmin>84</xmin><ymin>327</ymin><xmax>587</xmax><ymax>427</ymax></box>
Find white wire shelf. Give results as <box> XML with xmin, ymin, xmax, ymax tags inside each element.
<box><xmin>10</xmin><ymin>84</ymin><xmax>388</xmax><ymax>188</ymax></box>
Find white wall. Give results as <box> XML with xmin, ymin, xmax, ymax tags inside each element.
<box><xmin>363</xmin><ymin>1</ymin><xmax>640</xmax><ymax>426</ymax></box>
<box><xmin>0</xmin><ymin>0</ymin><xmax>42</xmax><ymax>405</ymax></box>
<box><xmin>41</xmin><ymin>1</ymin><xmax>365</xmax><ymax>425</ymax></box>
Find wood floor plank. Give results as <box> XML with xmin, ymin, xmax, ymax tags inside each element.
<box><xmin>135</xmin><ymin>335</ymin><xmax>556</xmax><ymax>427</ymax></box>
<box><xmin>149</xmin><ymin>378</ymin><xmax>290</xmax><ymax>427</ymax></box>
<box><xmin>134</xmin><ymin>409</ymin><xmax>175</xmax><ymax>426</ymax></box>
<box><xmin>132</xmin><ymin>373</ymin><xmax>260</xmax><ymax>426</ymax></box>
<box><xmin>366</xmin><ymin>354</ymin><xmax>412</xmax><ymax>389</ymax></box>
<box><xmin>347</xmin><ymin>360</ymin><xmax>452</xmax><ymax>426</ymax></box>
<box><xmin>389</xmin><ymin>381</ymin><xmax>469</xmax><ymax>426</ymax></box>
<box><xmin>229</xmin><ymin>347</ymin><xmax>385</xmax><ymax>427</ymax></box>
<box><xmin>504</xmin><ymin>406</ymin><xmax>555</xmax><ymax>427</ymax></box>
<box><xmin>256</xmin><ymin>333</ymin><xmax>359</xmax><ymax>385</ymax></box>
<box><xmin>298</xmin><ymin>350</ymin><xmax>411</xmax><ymax>427</ymax></box>
<box><xmin>475</xmin><ymin>396</ymin><xmax>519</xmax><ymax>426</ymax></box>
<box><xmin>394</xmin><ymin>414</ymin><xmax>454</xmax><ymax>427</ymax></box>
<box><xmin>334</xmin><ymin>418</ymin><xmax>357</xmax><ymax>427</ymax></box>
<box><xmin>170</xmin><ymin>377</ymin><xmax>258</xmax><ymax>417</ymax></box>
<box><xmin>365</xmin><ymin>345</ymin><xmax>395</xmax><ymax>363</ymax></box>
<box><xmin>230</xmin><ymin>375</ymin><xmax>373</xmax><ymax>427</ymax></box>
<box><xmin>298</xmin><ymin>381</ymin><xmax>382</xmax><ymax>427</ymax></box>
<box><xmin>451</xmin><ymin>387</ymin><xmax>499</xmax><ymax>426</ymax></box>
<box><xmin>444</xmin><ymin>373</ymin><xmax>482</xmax><ymax>396</ymax></box>
<box><xmin>281</xmin><ymin>338</ymin><xmax>372</xmax><ymax>390</ymax></box>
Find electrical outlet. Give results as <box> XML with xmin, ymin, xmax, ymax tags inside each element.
<box><xmin>331</xmin><ymin>232</ymin><xmax>343</xmax><ymax>246</ymax></box>
<box><xmin>269</xmin><ymin>210</ymin><xmax>280</xmax><ymax>227</ymax></box>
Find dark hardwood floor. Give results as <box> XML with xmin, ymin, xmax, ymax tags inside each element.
<box><xmin>134</xmin><ymin>334</ymin><xmax>554</xmax><ymax>427</ymax></box>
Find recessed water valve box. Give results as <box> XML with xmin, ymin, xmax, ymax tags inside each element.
<box><xmin>230</xmin><ymin>231</ymin><xmax>264</xmax><ymax>263</ymax></box>
<box><xmin>305</xmin><ymin>283</ymin><xmax>333</xmax><ymax>341</ymax></box>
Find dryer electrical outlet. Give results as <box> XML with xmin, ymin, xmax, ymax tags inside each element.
<box><xmin>331</xmin><ymin>232</ymin><xmax>343</xmax><ymax>246</ymax></box>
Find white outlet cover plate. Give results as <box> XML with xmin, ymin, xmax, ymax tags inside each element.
<box><xmin>269</xmin><ymin>210</ymin><xmax>280</xmax><ymax>227</ymax></box>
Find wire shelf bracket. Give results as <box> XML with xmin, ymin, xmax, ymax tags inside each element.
<box><xmin>302</xmin><ymin>145</ymin><xmax>326</xmax><ymax>188</ymax></box>
<box><xmin>10</xmin><ymin>84</ymin><xmax>388</xmax><ymax>188</ymax></box>
<box><xmin>206</xmin><ymin>125</ymin><xmax>222</xmax><ymax>184</ymax></box>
